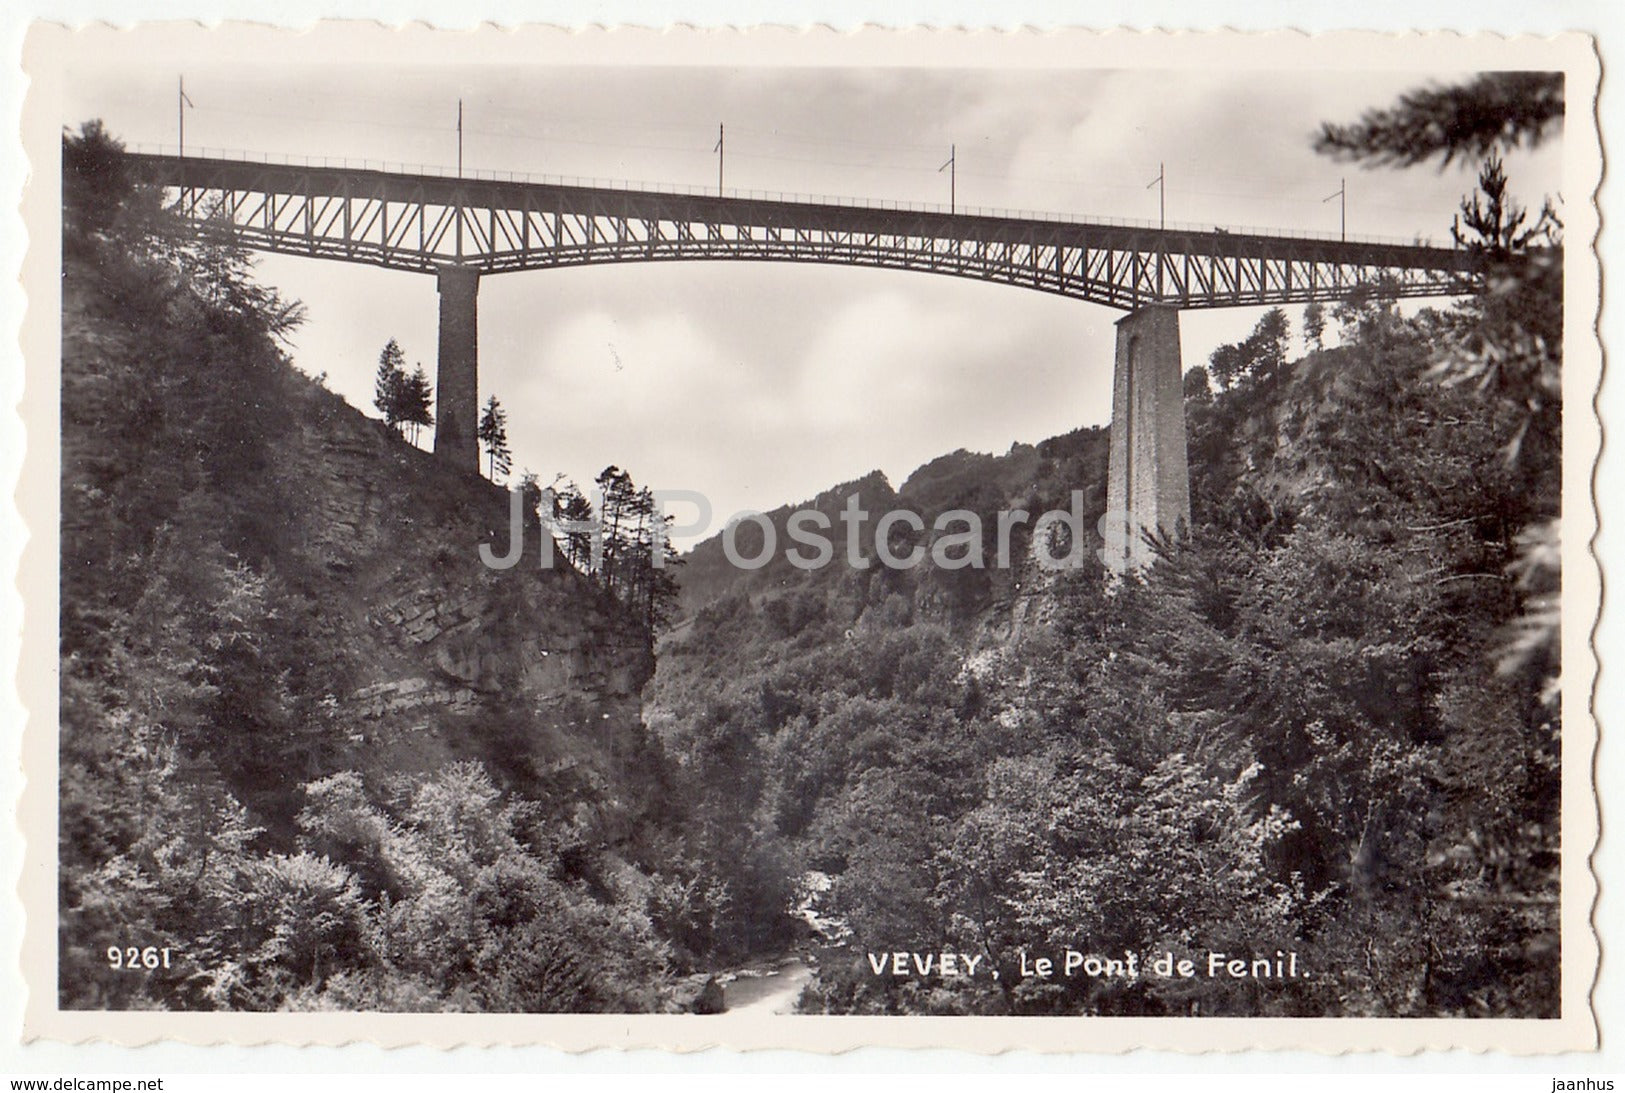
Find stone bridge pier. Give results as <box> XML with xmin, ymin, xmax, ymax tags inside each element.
<box><xmin>434</xmin><ymin>264</ymin><xmax>481</xmax><ymax>473</ymax></box>
<box><xmin>1103</xmin><ymin>306</ymin><xmax>1190</xmax><ymax>573</ymax></box>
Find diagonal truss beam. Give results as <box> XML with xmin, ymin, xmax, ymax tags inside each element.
<box><xmin>131</xmin><ymin>152</ymin><xmax>1485</xmax><ymax>310</ymax></box>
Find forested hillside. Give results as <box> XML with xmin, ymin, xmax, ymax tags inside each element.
<box><xmin>58</xmin><ymin>124</ymin><xmax>721</xmax><ymax>1012</ymax></box>
<box><xmin>649</xmin><ymin>168</ymin><xmax>1563</xmax><ymax>1016</ymax></box>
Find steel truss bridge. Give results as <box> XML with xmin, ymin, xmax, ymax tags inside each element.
<box><xmin>125</xmin><ymin>150</ymin><xmax>1489</xmax><ymax>571</ymax></box>
<box><xmin>129</xmin><ymin>152</ymin><xmax>1477</xmax><ymax>311</ymax></box>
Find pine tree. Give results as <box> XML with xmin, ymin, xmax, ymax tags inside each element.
<box><xmin>372</xmin><ymin>340</ymin><xmax>409</xmax><ymax>435</ymax></box>
<box><xmin>1451</xmin><ymin>152</ymin><xmax>1560</xmax><ymax>260</ymax></box>
<box><xmin>636</xmin><ymin>490</ymin><xmax>684</xmax><ymax>633</ymax></box>
<box><xmin>401</xmin><ymin>365</ymin><xmax>435</xmax><ymax>447</ymax></box>
<box><xmin>620</xmin><ymin>485</ymin><xmax>658</xmax><ymax>620</ymax></box>
<box><xmin>477</xmin><ymin>395</ymin><xmax>511</xmax><ymax>481</ymax></box>
<box><xmin>552</xmin><ymin>482</ymin><xmax>597</xmax><ymax>571</ymax></box>
<box><xmin>1303</xmin><ymin>301</ymin><xmax>1327</xmax><ymax>353</ymax></box>
<box><xmin>595</xmin><ymin>466</ymin><xmax>636</xmax><ymax>597</ymax></box>
<box><xmin>1313</xmin><ymin>72</ymin><xmax>1562</xmax><ymax>167</ymax></box>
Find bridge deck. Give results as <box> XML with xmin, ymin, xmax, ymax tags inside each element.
<box><xmin>128</xmin><ymin>152</ymin><xmax>1481</xmax><ymax>310</ymax></box>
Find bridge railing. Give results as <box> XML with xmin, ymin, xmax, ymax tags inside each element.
<box><xmin>131</xmin><ymin>142</ymin><xmax>1450</xmax><ymax>250</ymax></box>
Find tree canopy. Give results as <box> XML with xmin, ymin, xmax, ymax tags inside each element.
<box><xmin>372</xmin><ymin>341</ymin><xmax>432</xmax><ymax>444</ymax></box>
<box><xmin>1313</xmin><ymin>72</ymin><xmax>1563</xmax><ymax>168</ymax></box>
<box><xmin>478</xmin><ymin>394</ymin><xmax>512</xmax><ymax>481</ymax></box>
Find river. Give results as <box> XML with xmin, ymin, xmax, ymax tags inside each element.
<box><xmin>716</xmin><ymin>956</ymin><xmax>813</xmax><ymax>1014</ymax></box>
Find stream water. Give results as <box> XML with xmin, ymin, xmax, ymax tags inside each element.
<box><xmin>706</xmin><ymin>872</ymin><xmax>838</xmax><ymax>1014</ymax></box>
<box><xmin>716</xmin><ymin>956</ymin><xmax>813</xmax><ymax>1014</ymax></box>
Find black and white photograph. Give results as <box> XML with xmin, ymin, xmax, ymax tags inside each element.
<box><xmin>13</xmin><ymin>23</ymin><xmax>1602</xmax><ymax>1053</ymax></box>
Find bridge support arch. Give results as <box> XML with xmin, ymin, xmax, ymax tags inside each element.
<box><xmin>1104</xmin><ymin>306</ymin><xmax>1190</xmax><ymax>573</ymax></box>
<box><xmin>434</xmin><ymin>264</ymin><xmax>481</xmax><ymax>473</ymax></box>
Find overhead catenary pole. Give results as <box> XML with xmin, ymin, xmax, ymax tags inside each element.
<box><xmin>177</xmin><ymin>76</ymin><xmax>194</xmax><ymax>157</ymax></box>
<box><xmin>1147</xmin><ymin>162</ymin><xmax>1165</xmax><ymax>230</ymax></box>
<box><xmin>1323</xmin><ymin>177</ymin><xmax>1347</xmax><ymax>241</ymax></box>
<box><xmin>454</xmin><ymin>100</ymin><xmax>466</xmax><ymax>258</ymax></box>
<box><xmin>714</xmin><ymin>123</ymin><xmax>725</xmax><ymax>195</ymax></box>
<box><xmin>177</xmin><ymin>76</ymin><xmax>196</xmax><ymax>216</ymax></box>
<box><xmin>939</xmin><ymin>144</ymin><xmax>956</xmax><ymax>214</ymax></box>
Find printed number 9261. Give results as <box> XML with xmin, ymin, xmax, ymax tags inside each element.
<box><xmin>107</xmin><ymin>946</ymin><xmax>173</xmax><ymax>970</ymax></box>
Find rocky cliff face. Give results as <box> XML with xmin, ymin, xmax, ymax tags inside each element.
<box><xmin>258</xmin><ymin>379</ymin><xmax>658</xmax><ymax>815</ymax></box>
<box><xmin>667</xmin><ymin>429</ymin><xmax>1110</xmax><ymax>654</ymax></box>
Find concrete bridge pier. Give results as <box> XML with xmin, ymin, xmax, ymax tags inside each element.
<box><xmin>434</xmin><ymin>264</ymin><xmax>481</xmax><ymax>472</ymax></box>
<box><xmin>1103</xmin><ymin>305</ymin><xmax>1190</xmax><ymax>573</ymax></box>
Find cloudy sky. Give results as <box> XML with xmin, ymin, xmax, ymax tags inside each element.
<box><xmin>62</xmin><ymin>56</ymin><xmax>1564</xmax><ymax>542</ymax></box>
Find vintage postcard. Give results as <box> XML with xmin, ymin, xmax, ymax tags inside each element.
<box><xmin>12</xmin><ymin>23</ymin><xmax>1603</xmax><ymax>1052</ymax></box>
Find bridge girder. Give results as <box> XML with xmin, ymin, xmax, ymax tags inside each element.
<box><xmin>129</xmin><ymin>153</ymin><xmax>1482</xmax><ymax>310</ymax></box>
